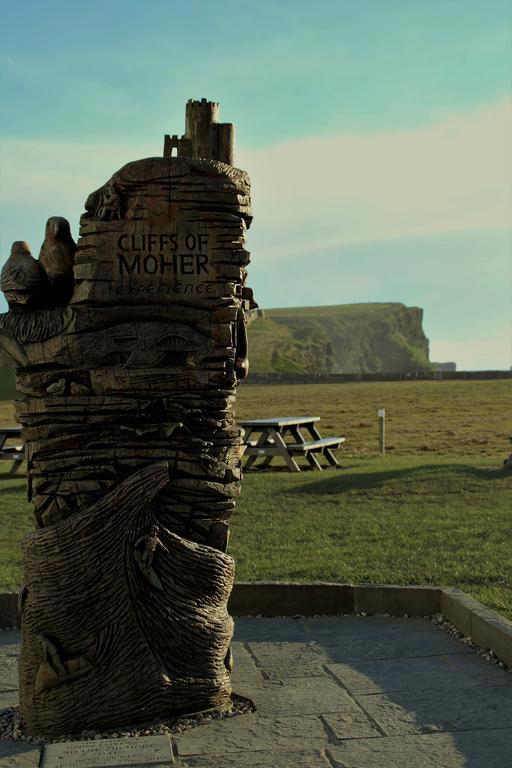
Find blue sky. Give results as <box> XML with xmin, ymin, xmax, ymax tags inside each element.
<box><xmin>1</xmin><ymin>0</ymin><xmax>511</xmax><ymax>368</ymax></box>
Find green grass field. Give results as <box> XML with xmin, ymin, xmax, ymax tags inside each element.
<box><xmin>237</xmin><ymin>379</ymin><xmax>511</xmax><ymax>457</ymax></box>
<box><xmin>232</xmin><ymin>457</ymin><xmax>511</xmax><ymax>619</ymax></box>
<box><xmin>1</xmin><ymin>380</ymin><xmax>511</xmax><ymax>618</ymax></box>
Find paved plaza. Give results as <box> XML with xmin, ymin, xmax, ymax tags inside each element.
<box><xmin>1</xmin><ymin>615</ymin><xmax>511</xmax><ymax>767</ymax></box>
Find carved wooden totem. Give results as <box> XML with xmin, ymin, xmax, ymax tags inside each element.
<box><xmin>0</xmin><ymin>100</ymin><xmax>254</xmax><ymax>737</ymax></box>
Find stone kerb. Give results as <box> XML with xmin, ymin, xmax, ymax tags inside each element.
<box><xmin>2</xmin><ymin>582</ymin><xmax>512</xmax><ymax>667</ymax></box>
<box><xmin>440</xmin><ymin>587</ymin><xmax>512</xmax><ymax>667</ymax></box>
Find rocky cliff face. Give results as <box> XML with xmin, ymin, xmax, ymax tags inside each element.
<box><xmin>247</xmin><ymin>303</ymin><xmax>431</xmax><ymax>374</ymax></box>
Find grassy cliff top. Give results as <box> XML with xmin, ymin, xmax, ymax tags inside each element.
<box><xmin>247</xmin><ymin>302</ymin><xmax>430</xmax><ymax>374</ymax></box>
<box><xmin>261</xmin><ymin>302</ymin><xmax>407</xmax><ymax>317</ymax></box>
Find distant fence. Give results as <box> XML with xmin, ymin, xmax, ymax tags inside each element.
<box><xmin>242</xmin><ymin>370</ymin><xmax>512</xmax><ymax>385</ymax></box>
<box><xmin>0</xmin><ymin>367</ymin><xmax>511</xmax><ymax>400</ymax></box>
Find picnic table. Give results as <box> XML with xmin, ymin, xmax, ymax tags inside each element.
<box><xmin>239</xmin><ymin>416</ymin><xmax>345</xmax><ymax>472</ymax></box>
<box><xmin>0</xmin><ymin>427</ymin><xmax>24</xmax><ymax>473</ymax></box>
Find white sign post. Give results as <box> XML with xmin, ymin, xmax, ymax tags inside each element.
<box><xmin>378</xmin><ymin>408</ymin><xmax>386</xmax><ymax>455</ymax></box>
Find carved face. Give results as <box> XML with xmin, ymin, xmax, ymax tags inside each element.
<box><xmin>69</xmin><ymin>321</ymin><xmax>212</xmax><ymax>368</ymax></box>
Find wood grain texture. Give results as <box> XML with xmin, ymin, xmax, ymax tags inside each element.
<box><xmin>0</xmin><ymin>146</ymin><xmax>253</xmax><ymax>736</ymax></box>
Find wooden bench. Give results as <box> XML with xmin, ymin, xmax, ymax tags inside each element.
<box><xmin>240</xmin><ymin>417</ymin><xmax>345</xmax><ymax>471</ymax></box>
<box><xmin>287</xmin><ymin>437</ymin><xmax>345</xmax><ymax>451</ymax></box>
<box><xmin>0</xmin><ymin>427</ymin><xmax>25</xmax><ymax>473</ymax></box>
<box><xmin>287</xmin><ymin>437</ymin><xmax>345</xmax><ymax>470</ymax></box>
<box><xmin>248</xmin><ymin>436</ymin><xmax>344</xmax><ymax>451</ymax></box>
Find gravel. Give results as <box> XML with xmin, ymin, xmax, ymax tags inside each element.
<box><xmin>429</xmin><ymin>611</ymin><xmax>511</xmax><ymax>671</ymax></box>
<box><xmin>0</xmin><ymin>693</ymin><xmax>254</xmax><ymax>746</ymax></box>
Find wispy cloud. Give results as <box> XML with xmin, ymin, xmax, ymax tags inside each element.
<box><xmin>1</xmin><ymin>96</ymin><xmax>509</xmax><ymax>249</ymax></box>
<box><xmin>0</xmin><ymin>139</ymin><xmax>156</xmax><ymax>206</ymax></box>
<box><xmin>238</xmin><ymin>97</ymin><xmax>512</xmax><ymax>260</ymax></box>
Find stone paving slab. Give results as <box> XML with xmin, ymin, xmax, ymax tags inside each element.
<box><xmin>303</xmin><ymin>616</ymin><xmax>474</xmax><ymax>661</ymax></box>
<box><xmin>229</xmin><ymin>643</ymin><xmax>263</xmax><ymax>685</ymax></box>
<box><xmin>244</xmin><ymin>641</ymin><xmax>330</xmax><ymax>679</ymax></box>
<box><xmin>0</xmin><ymin>692</ymin><xmax>18</xmax><ymax>711</ymax></box>
<box><xmin>326</xmin><ymin>654</ymin><xmax>494</xmax><ymax>694</ymax></box>
<box><xmin>233</xmin><ymin>617</ymin><xmax>313</xmax><ymax>643</ymax></box>
<box><xmin>443</xmin><ymin>649</ymin><xmax>512</xmax><ymax>686</ymax></box>
<box><xmin>327</xmin><ymin>728</ymin><xmax>512</xmax><ymax>768</ymax></box>
<box><xmin>0</xmin><ymin>742</ymin><xmax>40</xmax><ymax>767</ymax></box>
<box><xmin>0</xmin><ymin>632</ymin><xmax>20</xmax><ymax>719</ymax></box>
<box><xmin>0</xmin><ymin>660</ymin><xmax>18</xmax><ymax>692</ymax></box>
<box><xmin>182</xmin><ymin>749</ymin><xmax>331</xmax><ymax>767</ymax></box>
<box><xmin>239</xmin><ymin>614</ymin><xmax>473</xmax><ymax>663</ymax></box>
<box><xmin>235</xmin><ymin>678</ymin><xmax>358</xmax><ymax>716</ymax></box>
<box><xmin>176</xmin><ymin>712</ymin><xmax>330</xmax><ymax>755</ymax></box>
<box><xmin>1</xmin><ymin>617</ymin><xmax>512</xmax><ymax>768</ymax></box>
<box><xmin>360</xmin><ymin>684</ymin><xmax>512</xmax><ymax>735</ymax></box>
<box><xmin>322</xmin><ymin>711</ymin><xmax>383</xmax><ymax>740</ymax></box>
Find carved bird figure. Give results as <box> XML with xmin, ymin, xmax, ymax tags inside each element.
<box><xmin>46</xmin><ymin>378</ymin><xmax>66</xmax><ymax>395</ymax></box>
<box><xmin>38</xmin><ymin>217</ymin><xmax>76</xmax><ymax>305</ymax></box>
<box><xmin>1</xmin><ymin>241</ymin><xmax>46</xmax><ymax>308</ymax></box>
<box><xmin>70</xmin><ymin>381</ymin><xmax>91</xmax><ymax>395</ymax></box>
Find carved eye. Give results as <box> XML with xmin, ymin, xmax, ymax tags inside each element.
<box><xmin>157</xmin><ymin>335</ymin><xmax>189</xmax><ymax>349</ymax></box>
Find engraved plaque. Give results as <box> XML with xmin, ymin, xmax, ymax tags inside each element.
<box><xmin>41</xmin><ymin>735</ymin><xmax>180</xmax><ymax>767</ymax></box>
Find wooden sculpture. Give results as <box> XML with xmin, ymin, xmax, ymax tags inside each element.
<box><xmin>0</xmin><ymin>100</ymin><xmax>254</xmax><ymax>737</ymax></box>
